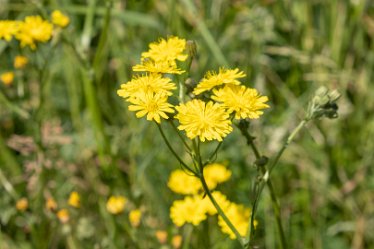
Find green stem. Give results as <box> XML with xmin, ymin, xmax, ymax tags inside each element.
<box><xmin>156</xmin><ymin>123</ymin><xmax>195</xmax><ymax>174</ymax></box>
<box><xmin>168</xmin><ymin>120</ymin><xmax>191</xmax><ymax>152</ymax></box>
<box><xmin>199</xmin><ymin>173</ymin><xmax>245</xmax><ymax>248</ymax></box>
<box><xmin>93</xmin><ymin>0</ymin><xmax>113</xmax><ymax>79</ymax></box>
<box><xmin>268</xmin><ymin>119</ymin><xmax>308</xmax><ymax>174</ymax></box>
<box><xmin>207</xmin><ymin>142</ymin><xmax>222</xmax><ymax>163</ymax></box>
<box><xmin>81</xmin><ymin>68</ymin><xmax>109</xmax><ymax>163</ymax></box>
<box><xmin>238</xmin><ymin>124</ymin><xmax>287</xmax><ymax>249</ymax></box>
<box><xmin>78</xmin><ymin>0</ymin><xmax>111</xmax><ymax>165</ymax></box>
<box><xmin>192</xmin><ymin>140</ymin><xmax>244</xmax><ymax>247</ymax></box>
<box><xmin>263</xmin><ymin>176</ymin><xmax>287</xmax><ymax>249</ymax></box>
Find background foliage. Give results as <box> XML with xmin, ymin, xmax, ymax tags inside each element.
<box><xmin>1</xmin><ymin>0</ymin><xmax>373</xmax><ymax>248</ymax></box>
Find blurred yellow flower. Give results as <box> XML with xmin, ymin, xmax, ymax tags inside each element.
<box><xmin>14</xmin><ymin>55</ymin><xmax>28</xmax><ymax>69</ymax></box>
<box><xmin>16</xmin><ymin>198</ymin><xmax>28</xmax><ymax>212</ymax></box>
<box><xmin>193</xmin><ymin>68</ymin><xmax>246</xmax><ymax>95</ymax></box>
<box><xmin>51</xmin><ymin>10</ymin><xmax>70</xmax><ymax>28</ymax></box>
<box><xmin>212</xmin><ymin>85</ymin><xmax>269</xmax><ymax>119</ymax></box>
<box><xmin>16</xmin><ymin>16</ymin><xmax>53</xmax><ymax>49</ymax></box>
<box><xmin>127</xmin><ymin>92</ymin><xmax>175</xmax><ymax>124</ymax></box>
<box><xmin>172</xmin><ymin>235</ymin><xmax>183</xmax><ymax>249</ymax></box>
<box><xmin>129</xmin><ymin>209</ymin><xmax>142</xmax><ymax>227</ymax></box>
<box><xmin>0</xmin><ymin>20</ymin><xmax>20</xmax><ymax>41</ymax></box>
<box><xmin>1</xmin><ymin>72</ymin><xmax>14</xmax><ymax>85</ymax></box>
<box><xmin>46</xmin><ymin>197</ymin><xmax>58</xmax><ymax>211</ymax></box>
<box><xmin>175</xmin><ymin>99</ymin><xmax>233</xmax><ymax>142</ymax></box>
<box><xmin>117</xmin><ymin>74</ymin><xmax>176</xmax><ymax>100</ymax></box>
<box><xmin>170</xmin><ymin>195</ymin><xmax>207</xmax><ymax>227</ymax></box>
<box><xmin>204</xmin><ymin>163</ymin><xmax>232</xmax><ymax>190</ymax></box>
<box><xmin>106</xmin><ymin>195</ymin><xmax>127</xmax><ymax>214</ymax></box>
<box><xmin>155</xmin><ymin>230</ymin><xmax>168</xmax><ymax>244</ymax></box>
<box><xmin>142</xmin><ymin>36</ymin><xmax>188</xmax><ymax>63</ymax></box>
<box><xmin>68</xmin><ymin>191</ymin><xmax>80</xmax><ymax>208</ymax></box>
<box><xmin>217</xmin><ymin>203</ymin><xmax>256</xmax><ymax>239</ymax></box>
<box><xmin>57</xmin><ymin>209</ymin><xmax>69</xmax><ymax>223</ymax></box>
<box><xmin>167</xmin><ymin>169</ymin><xmax>201</xmax><ymax>195</ymax></box>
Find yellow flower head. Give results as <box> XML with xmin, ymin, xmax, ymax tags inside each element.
<box><xmin>172</xmin><ymin>235</ymin><xmax>183</xmax><ymax>249</ymax></box>
<box><xmin>14</xmin><ymin>55</ymin><xmax>28</xmax><ymax>69</ymax></box>
<box><xmin>16</xmin><ymin>16</ymin><xmax>53</xmax><ymax>49</ymax></box>
<box><xmin>1</xmin><ymin>72</ymin><xmax>14</xmax><ymax>85</ymax></box>
<box><xmin>212</xmin><ymin>85</ymin><xmax>269</xmax><ymax>119</ymax></box>
<box><xmin>16</xmin><ymin>198</ymin><xmax>28</xmax><ymax>212</ymax></box>
<box><xmin>193</xmin><ymin>68</ymin><xmax>246</xmax><ymax>95</ymax></box>
<box><xmin>0</xmin><ymin>20</ymin><xmax>20</xmax><ymax>41</ymax></box>
<box><xmin>46</xmin><ymin>197</ymin><xmax>58</xmax><ymax>211</ymax></box>
<box><xmin>127</xmin><ymin>92</ymin><xmax>175</xmax><ymax>124</ymax></box>
<box><xmin>155</xmin><ymin>230</ymin><xmax>168</xmax><ymax>244</ymax></box>
<box><xmin>51</xmin><ymin>10</ymin><xmax>70</xmax><ymax>28</ymax></box>
<box><xmin>68</xmin><ymin>191</ymin><xmax>80</xmax><ymax>208</ymax></box>
<box><xmin>204</xmin><ymin>163</ymin><xmax>232</xmax><ymax>190</ymax></box>
<box><xmin>57</xmin><ymin>209</ymin><xmax>69</xmax><ymax>223</ymax></box>
<box><xmin>218</xmin><ymin>203</ymin><xmax>256</xmax><ymax>239</ymax></box>
<box><xmin>129</xmin><ymin>209</ymin><xmax>142</xmax><ymax>227</ymax></box>
<box><xmin>170</xmin><ymin>195</ymin><xmax>208</xmax><ymax>227</ymax></box>
<box><xmin>175</xmin><ymin>99</ymin><xmax>233</xmax><ymax>142</ymax></box>
<box><xmin>167</xmin><ymin>169</ymin><xmax>201</xmax><ymax>195</ymax></box>
<box><xmin>106</xmin><ymin>195</ymin><xmax>127</xmax><ymax>214</ymax></box>
<box><xmin>133</xmin><ymin>58</ymin><xmax>185</xmax><ymax>75</ymax></box>
<box><xmin>142</xmin><ymin>36</ymin><xmax>188</xmax><ymax>63</ymax></box>
<box><xmin>117</xmin><ymin>74</ymin><xmax>176</xmax><ymax>100</ymax></box>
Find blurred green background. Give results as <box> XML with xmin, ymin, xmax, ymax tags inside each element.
<box><xmin>0</xmin><ymin>0</ymin><xmax>373</xmax><ymax>248</ymax></box>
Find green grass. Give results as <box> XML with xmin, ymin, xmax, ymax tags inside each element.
<box><xmin>1</xmin><ymin>0</ymin><xmax>374</xmax><ymax>248</ymax></box>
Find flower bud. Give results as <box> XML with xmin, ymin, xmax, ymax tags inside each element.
<box><xmin>186</xmin><ymin>40</ymin><xmax>197</xmax><ymax>59</ymax></box>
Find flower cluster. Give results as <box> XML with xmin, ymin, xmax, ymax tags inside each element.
<box><xmin>117</xmin><ymin>37</ymin><xmax>188</xmax><ymax>123</ymax></box>
<box><xmin>177</xmin><ymin>68</ymin><xmax>269</xmax><ymax>141</ymax></box>
<box><xmin>0</xmin><ymin>10</ymin><xmax>69</xmax><ymax>50</ymax></box>
<box><xmin>117</xmin><ymin>36</ymin><xmax>269</xmax><ymax>141</ymax></box>
<box><xmin>168</xmin><ymin>163</ymin><xmax>256</xmax><ymax>239</ymax></box>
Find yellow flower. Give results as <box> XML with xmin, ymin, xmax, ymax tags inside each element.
<box><xmin>193</xmin><ymin>68</ymin><xmax>246</xmax><ymax>95</ymax></box>
<box><xmin>14</xmin><ymin>55</ymin><xmax>28</xmax><ymax>69</ymax></box>
<box><xmin>142</xmin><ymin>36</ymin><xmax>188</xmax><ymax>63</ymax></box>
<box><xmin>46</xmin><ymin>197</ymin><xmax>58</xmax><ymax>211</ymax></box>
<box><xmin>172</xmin><ymin>235</ymin><xmax>183</xmax><ymax>249</ymax></box>
<box><xmin>1</xmin><ymin>72</ymin><xmax>14</xmax><ymax>85</ymax></box>
<box><xmin>51</xmin><ymin>10</ymin><xmax>70</xmax><ymax>28</ymax></box>
<box><xmin>168</xmin><ymin>164</ymin><xmax>231</xmax><ymax>195</ymax></box>
<box><xmin>106</xmin><ymin>195</ymin><xmax>127</xmax><ymax>214</ymax></box>
<box><xmin>200</xmin><ymin>191</ymin><xmax>231</xmax><ymax>215</ymax></box>
<box><xmin>68</xmin><ymin>191</ymin><xmax>80</xmax><ymax>208</ymax></box>
<box><xmin>155</xmin><ymin>230</ymin><xmax>168</xmax><ymax>244</ymax></box>
<box><xmin>218</xmin><ymin>203</ymin><xmax>256</xmax><ymax>239</ymax></box>
<box><xmin>175</xmin><ymin>99</ymin><xmax>233</xmax><ymax>142</ymax></box>
<box><xmin>16</xmin><ymin>198</ymin><xmax>28</xmax><ymax>212</ymax></box>
<box><xmin>129</xmin><ymin>209</ymin><xmax>142</xmax><ymax>227</ymax></box>
<box><xmin>212</xmin><ymin>85</ymin><xmax>269</xmax><ymax>119</ymax></box>
<box><xmin>57</xmin><ymin>209</ymin><xmax>69</xmax><ymax>223</ymax></box>
<box><xmin>16</xmin><ymin>16</ymin><xmax>53</xmax><ymax>49</ymax></box>
<box><xmin>133</xmin><ymin>58</ymin><xmax>185</xmax><ymax>75</ymax></box>
<box><xmin>167</xmin><ymin>169</ymin><xmax>201</xmax><ymax>195</ymax></box>
<box><xmin>117</xmin><ymin>74</ymin><xmax>176</xmax><ymax>100</ymax></box>
<box><xmin>0</xmin><ymin>20</ymin><xmax>20</xmax><ymax>41</ymax></box>
<box><xmin>170</xmin><ymin>195</ymin><xmax>208</xmax><ymax>226</ymax></box>
<box><xmin>204</xmin><ymin>163</ymin><xmax>232</xmax><ymax>190</ymax></box>
<box><xmin>127</xmin><ymin>92</ymin><xmax>175</xmax><ymax>124</ymax></box>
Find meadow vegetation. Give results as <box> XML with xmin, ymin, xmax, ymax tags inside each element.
<box><xmin>0</xmin><ymin>0</ymin><xmax>373</xmax><ymax>248</ymax></box>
